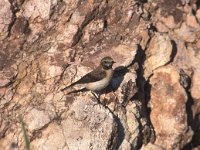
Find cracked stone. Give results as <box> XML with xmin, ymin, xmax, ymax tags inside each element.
<box><xmin>126</xmin><ymin>102</ymin><xmax>140</xmax><ymax>146</ymax></box>
<box><xmin>0</xmin><ymin>66</ymin><xmax>17</xmax><ymax>88</ymax></box>
<box><xmin>22</xmin><ymin>0</ymin><xmax>58</xmax><ymax>20</ymax></box>
<box><xmin>61</xmin><ymin>99</ymin><xmax>117</xmax><ymax>150</ymax></box>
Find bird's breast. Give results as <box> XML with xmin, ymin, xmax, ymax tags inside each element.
<box><xmin>85</xmin><ymin>69</ymin><xmax>113</xmax><ymax>91</ymax></box>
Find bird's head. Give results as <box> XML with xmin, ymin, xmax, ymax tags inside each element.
<box><xmin>100</xmin><ymin>56</ymin><xmax>115</xmax><ymax>70</ymax></box>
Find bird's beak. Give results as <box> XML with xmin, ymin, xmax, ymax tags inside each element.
<box><xmin>112</xmin><ymin>61</ymin><xmax>116</xmax><ymax>63</ymax></box>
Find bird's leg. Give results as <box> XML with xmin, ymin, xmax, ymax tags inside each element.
<box><xmin>91</xmin><ymin>91</ymin><xmax>101</xmax><ymax>104</ymax></box>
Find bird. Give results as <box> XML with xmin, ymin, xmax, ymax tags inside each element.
<box><xmin>61</xmin><ymin>56</ymin><xmax>116</xmax><ymax>99</ymax></box>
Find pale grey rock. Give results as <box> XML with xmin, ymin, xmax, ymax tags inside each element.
<box><xmin>0</xmin><ymin>0</ymin><xmax>13</xmax><ymax>40</ymax></box>
<box><xmin>22</xmin><ymin>0</ymin><xmax>58</xmax><ymax>20</ymax></box>
<box><xmin>61</xmin><ymin>97</ymin><xmax>117</xmax><ymax>150</ymax></box>
<box><xmin>25</xmin><ymin>108</ymin><xmax>51</xmax><ymax>132</ymax></box>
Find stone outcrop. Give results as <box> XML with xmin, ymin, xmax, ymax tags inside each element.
<box><xmin>149</xmin><ymin>66</ymin><xmax>193</xmax><ymax>149</ymax></box>
<box><xmin>1</xmin><ymin>0</ymin><xmax>200</xmax><ymax>149</ymax></box>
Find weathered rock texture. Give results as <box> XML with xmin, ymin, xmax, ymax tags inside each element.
<box><xmin>1</xmin><ymin>0</ymin><xmax>200</xmax><ymax>149</ymax></box>
<box><xmin>150</xmin><ymin>66</ymin><xmax>193</xmax><ymax>149</ymax></box>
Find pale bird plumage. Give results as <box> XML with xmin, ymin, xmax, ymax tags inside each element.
<box><xmin>61</xmin><ymin>56</ymin><xmax>115</xmax><ymax>93</ymax></box>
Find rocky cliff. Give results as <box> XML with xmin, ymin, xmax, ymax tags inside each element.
<box><xmin>0</xmin><ymin>0</ymin><xmax>200</xmax><ymax>149</ymax></box>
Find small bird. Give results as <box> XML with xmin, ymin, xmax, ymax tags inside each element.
<box><xmin>61</xmin><ymin>56</ymin><xmax>115</xmax><ymax>96</ymax></box>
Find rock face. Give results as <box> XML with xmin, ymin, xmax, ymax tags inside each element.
<box><xmin>31</xmin><ymin>99</ymin><xmax>117</xmax><ymax>150</ymax></box>
<box><xmin>1</xmin><ymin>0</ymin><xmax>200</xmax><ymax>149</ymax></box>
<box><xmin>0</xmin><ymin>0</ymin><xmax>13</xmax><ymax>40</ymax></box>
<box><xmin>191</xmin><ymin>70</ymin><xmax>200</xmax><ymax>116</ymax></box>
<box><xmin>144</xmin><ymin>33</ymin><xmax>172</xmax><ymax>79</ymax></box>
<box><xmin>150</xmin><ymin>66</ymin><xmax>193</xmax><ymax>149</ymax></box>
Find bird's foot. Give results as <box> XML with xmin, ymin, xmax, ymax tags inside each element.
<box><xmin>91</xmin><ymin>91</ymin><xmax>101</xmax><ymax>104</ymax></box>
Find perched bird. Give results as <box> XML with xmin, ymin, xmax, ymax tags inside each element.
<box><xmin>61</xmin><ymin>56</ymin><xmax>116</xmax><ymax>96</ymax></box>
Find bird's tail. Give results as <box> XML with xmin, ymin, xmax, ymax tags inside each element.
<box><xmin>60</xmin><ymin>82</ymin><xmax>77</xmax><ymax>91</ymax></box>
<box><xmin>66</xmin><ymin>88</ymin><xmax>88</xmax><ymax>94</ymax></box>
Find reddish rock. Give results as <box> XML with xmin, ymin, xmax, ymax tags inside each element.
<box><xmin>57</xmin><ymin>23</ymin><xmax>79</xmax><ymax>46</ymax></box>
<box><xmin>1</xmin><ymin>0</ymin><xmax>200</xmax><ymax>149</ymax></box>
<box><xmin>160</xmin><ymin>15</ymin><xmax>177</xmax><ymax>29</ymax></box>
<box><xmin>186</xmin><ymin>13</ymin><xmax>200</xmax><ymax>29</ymax></box>
<box><xmin>175</xmin><ymin>23</ymin><xmax>196</xmax><ymax>43</ymax></box>
<box><xmin>196</xmin><ymin>9</ymin><xmax>200</xmax><ymax>22</ymax></box>
<box><xmin>155</xmin><ymin>21</ymin><xmax>169</xmax><ymax>33</ymax></box>
<box><xmin>38</xmin><ymin>47</ymin><xmax>67</xmax><ymax>80</ymax></box>
<box><xmin>172</xmin><ymin>38</ymin><xmax>191</xmax><ymax>70</ymax></box>
<box><xmin>150</xmin><ymin>65</ymin><xmax>193</xmax><ymax>149</ymax></box>
<box><xmin>154</xmin><ymin>0</ymin><xmax>183</xmax><ymax>31</ymax></box>
<box><xmin>0</xmin><ymin>67</ymin><xmax>17</xmax><ymax>88</ymax></box>
<box><xmin>83</xmin><ymin>43</ymin><xmax>138</xmax><ymax>69</ymax></box>
<box><xmin>82</xmin><ymin>19</ymin><xmax>105</xmax><ymax>44</ymax></box>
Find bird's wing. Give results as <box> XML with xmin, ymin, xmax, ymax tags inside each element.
<box><xmin>76</xmin><ymin>66</ymin><xmax>106</xmax><ymax>84</ymax></box>
<box><xmin>61</xmin><ymin>66</ymin><xmax>106</xmax><ymax>91</ymax></box>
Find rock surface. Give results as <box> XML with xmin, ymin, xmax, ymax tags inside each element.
<box><xmin>0</xmin><ymin>0</ymin><xmax>200</xmax><ymax>149</ymax></box>
<box><xmin>150</xmin><ymin>65</ymin><xmax>193</xmax><ymax>149</ymax></box>
<box><xmin>0</xmin><ymin>0</ymin><xmax>13</xmax><ymax>40</ymax></box>
<box><xmin>144</xmin><ymin>33</ymin><xmax>172</xmax><ymax>79</ymax></box>
<box><xmin>191</xmin><ymin>70</ymin><xmax>200</xmax><ymax>117</ymax></box>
